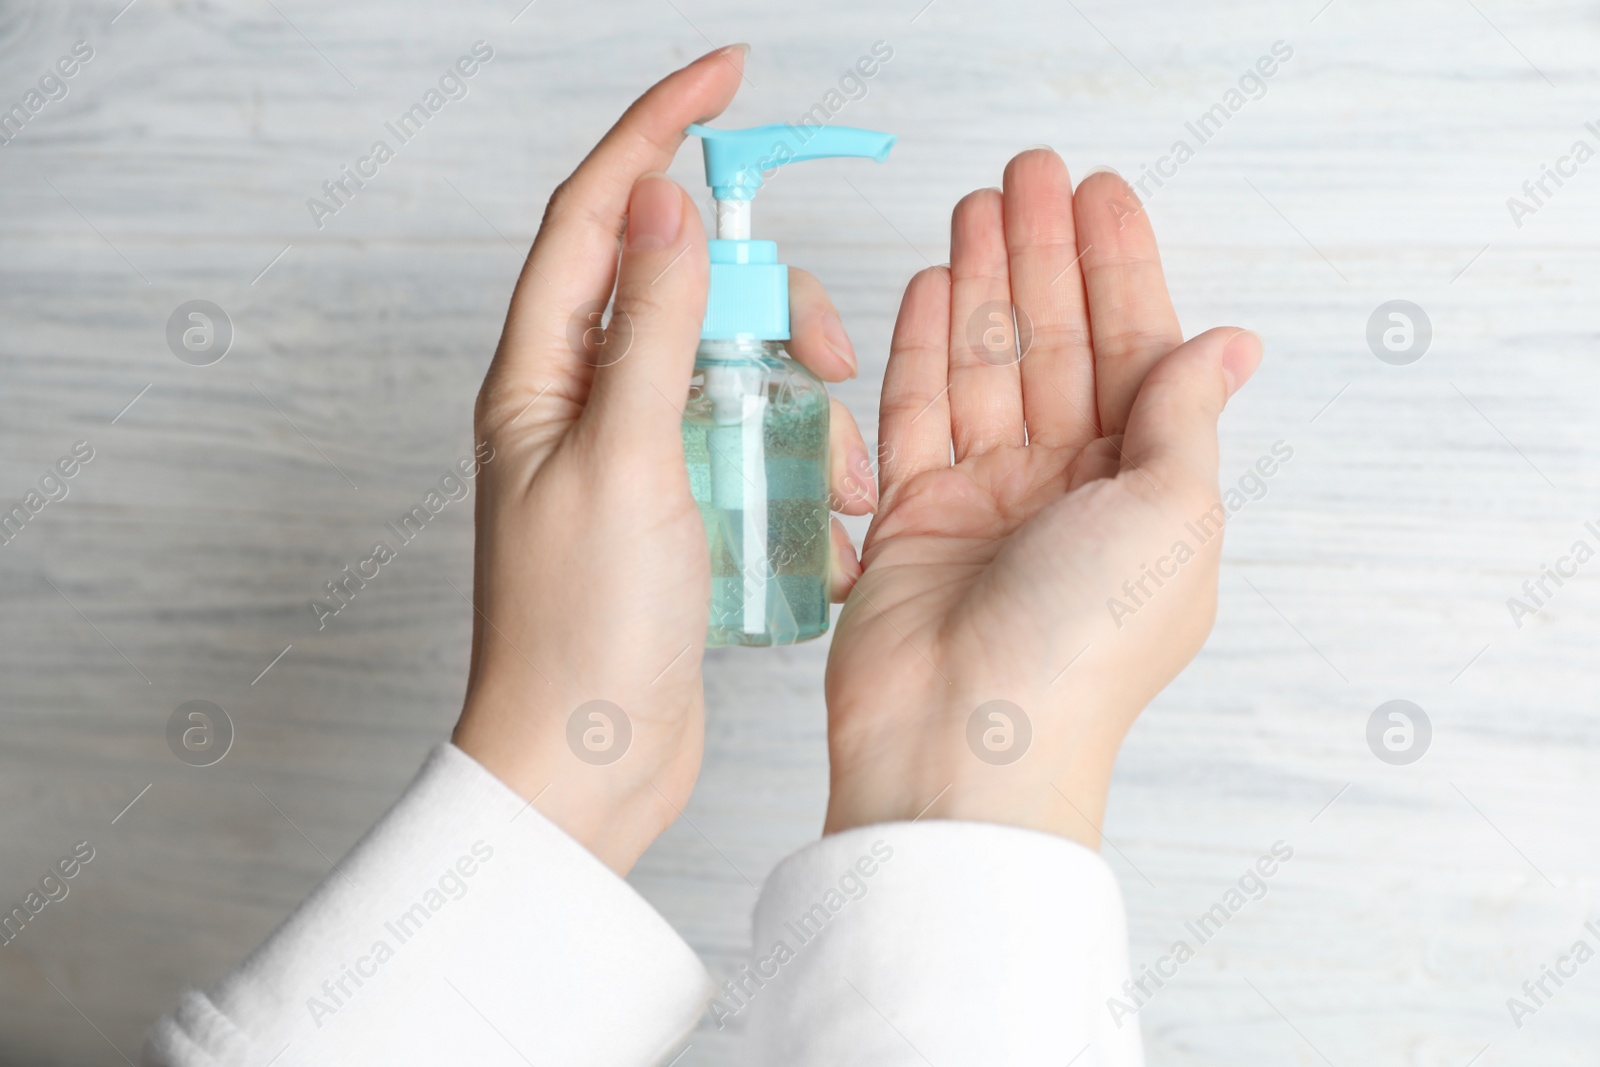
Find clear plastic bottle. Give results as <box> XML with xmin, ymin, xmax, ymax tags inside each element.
<box><xmin>678</xmin><ymin>120</ymin><xmax>893</xmax><ymax>646</ymax></box>
<box><xmin>682</xmin><ymin>338</ymin><xmax>830</xmax><ymax>646</ymax></box>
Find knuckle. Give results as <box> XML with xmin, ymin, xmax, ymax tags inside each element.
<box><xmin>1027</xmin><ymin>320</ymin><xmax>1092</xmax><ymax>354</ymax></box>
<box><xmin>881</xmin><ymin>392</ymin><xmax>936</xmax><ymax>425</ymax></box>
<box><xmin>539</xmin><ymin>178</ymin><xmax>575</xmax><ymax>230</ymax></box>
<box><xmin>1097</xmin><ymin>323</ymin><xmax>1174</xmax><ymax>358</ymax></box>
<box><xmin>541</xmin><ymin>177</ymin><xmax>618</xmax><ymax>241</ymax></box>
<box><xmin>612</xmin><ymin>278</ymin><xmax>677</xmax><ymax>322</ymax></box>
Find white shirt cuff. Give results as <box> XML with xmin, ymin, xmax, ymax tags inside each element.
<box><xmin>142</xmin><ymin>743</ymin><xmax>711</xmax><ymax>1067</ymax></box>
<box><xmin>742</xmin><ymin>820</ymin><xmax>1143</xmax><ymax>1066</ymax></box>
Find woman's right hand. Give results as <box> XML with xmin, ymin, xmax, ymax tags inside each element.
<box><xmin>823</xmin><ymin>149</ymin><xmax>1262</xmax><ymax>846</ymax></box>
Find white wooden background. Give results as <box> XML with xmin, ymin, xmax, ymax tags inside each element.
<box><xmin>3</xmin><ymin>0</ymin><xmax>1599</xmax><ymax>1063</ymax></box>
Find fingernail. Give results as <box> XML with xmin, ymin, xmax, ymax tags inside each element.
<box><xmin>626</xmin><ymin>174</ymin><xmax>682</xmax><ymax>251</ymax></box>
<box><xmin>821</xmin><ymin>310</ymin><xmax>858</xmax><ymax>377</ymax></box>
<box><xmin>699</xmin><ymin>43</ymin><xmax>749</xmax><ymax>64</ymax></box>
<box><xmin>1084</xmin><ymin>166</ymin><xmax>1138</xmax><ymax>206</ymax></box>
<box><xmin>1023</xmin><ymin>143</ymin><xmax>1056</xmax><ymax>153</ymax></box>
<box><xmin>1221</xmin><ymin>330</ymin><xmax>1263</xmax><ymax>397</ymax></box>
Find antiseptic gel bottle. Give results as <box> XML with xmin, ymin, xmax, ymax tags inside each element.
<box><xmin>681</xmin><ymin>122</ymin><xmax>895</xmax><ymax>646</ymax></box>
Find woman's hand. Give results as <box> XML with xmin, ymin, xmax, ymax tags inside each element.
<box><xmin>824</xmin><ymin>150</ymin><xmax>1262</xmax><ymax>847</ymax></box>
<box><xmin>452</xmin><ymin>46</ymin><xmax>873</xmax><ymax>875</ymax></box>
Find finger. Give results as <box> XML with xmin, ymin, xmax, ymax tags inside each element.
<box><xmin>1119</xmin><ymin>328</ymin><xmax>1262</xmax><ymax>497</ymax></box>
<box><xmin>580</xmin><ymin>175</ymin><xmax>708</xmax><ymax>438</ymax></box>
<box><xmin>787</xmin><ymin>267</ymin><xmax>857</xmax><ymax>381</ymax></box>
<box><xmin>1072</xmin><ymin>171</ymin><xmax>1183</xmax><ymax>437</ymax></box>
<box><xmin>829</xmin><ymin>517</ymin><xmax>862</xmax><ymax>602</ymax></box>
<box><xmin>1001</xmin><ymin>149</ymin><xmax>1098</xmax><ymax>449</ymax></box>
<box><xmin>877</xmin><ymin>266</ymin><xmax>952</xmax><ymax>503</ymax></box>
<box><xmin>947</xmin><ymin>188</ymin><xmax>1025</xmax><ymax>460</ymax></box>
<box><xmin>827</xmin><ymin>397</ymin><xmax>876</xmax><ymax>515</ymax></box>
<box><xmin>487</xmin><ymin>45</ymin><xmax>745</xmax><ymax>408</ymax></box>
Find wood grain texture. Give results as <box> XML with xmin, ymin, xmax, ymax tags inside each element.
<box><xmin>2</xmin><ymin>0</ymin><xmax>1598</xmax><ymax>1063</ymax></box>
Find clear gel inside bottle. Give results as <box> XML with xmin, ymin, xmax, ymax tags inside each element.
<box><xmin>682</xmin><ymin>338</ymin><xmax>830</xmax><ymax>646</ymax></box>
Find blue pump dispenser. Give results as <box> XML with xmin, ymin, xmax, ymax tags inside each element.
<box><xmin>685</xmin><ymin>123</ymin><xmax>896</xmax><ymax>340</ymax></box>
<box><xmin>687</xmin><ymin>122</ymin><xmax>897</xmax><ymax>201</ymax></box>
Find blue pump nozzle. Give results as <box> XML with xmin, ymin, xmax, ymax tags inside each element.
<box><xmin>686</xmin><ymin>123</ymin><xmax>896</xmax><ymax>201</ymax></box>
<box><xmin>684</xmin><ymin>122</ymin><xmax>896</xmax><ymax>341</ymax></box>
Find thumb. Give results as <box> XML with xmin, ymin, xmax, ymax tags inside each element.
<box><xmin>582</xmin><ymin>173</ymin><xmax>708</xmax><ymax>439</ymax></box>
<box><xmin>1118</xmin><ymin>327</ymin><xmax>1262</xmax><ymax>495</ymax></box>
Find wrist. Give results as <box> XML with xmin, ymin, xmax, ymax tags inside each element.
<box><xmin>823</xmin><ymin>764</ymin><xmax>1114</xmax><ymax>850</ymax></box>
<box><xmin>823</xmin><ymin>691</ymin><xmax>1126</xmax><ymax>850</ymax></box>
<box><xmin>453</xmin><ymin>695</ymin><xmax>690</xmax><ymax>875</ymax></box>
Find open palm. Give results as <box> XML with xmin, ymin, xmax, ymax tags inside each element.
<box><xmin>824</xmin><ymin>151</ymin><xmax>1262</xmax><ymax>843</ymax></box>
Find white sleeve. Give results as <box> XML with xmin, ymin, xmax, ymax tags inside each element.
<box><xmin>140</xmin><ymin>743</ymin><xmax>712</xmax><ymax>1067</ymax></box>
<box><xmin>741</xmin><ymin>821</ymin><xmax>1144</xmax><ymax>1066</ymax></box>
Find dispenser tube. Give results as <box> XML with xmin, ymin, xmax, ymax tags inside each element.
<box><xmin>715</xmin><ymin>199</ymin><xmax>751</xmax><ymax>240</ymax></box>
